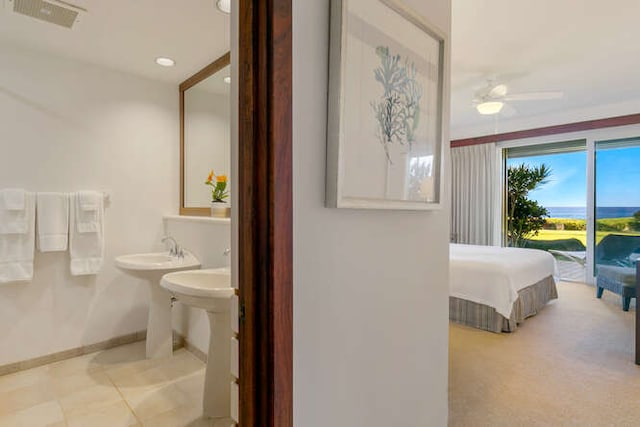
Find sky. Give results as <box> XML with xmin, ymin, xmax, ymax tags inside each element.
<box><xmin>506</xmin><ymin>145</ymin><xmax>640</xmax><ymax>207</ymax></box>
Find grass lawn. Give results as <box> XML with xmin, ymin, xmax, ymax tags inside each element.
<box><xmin>531</xmin><ymin>229</ymin><xmax>640</xmax><ymax>246</ymax></box>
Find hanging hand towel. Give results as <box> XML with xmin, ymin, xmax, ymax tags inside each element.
<box><xmin>0</xmin><ymin>191</ymin><xmax>36</xmax><ymax>283</ymax></box>
<box><xmin>1</xmin><ymin>189</ymin><xmax>25</xmax><ymax>210</ymax></box>
<box><xmin>36</xmin><ymin>192</ymin><xmax>69</xmax><ymax>252</ymax></box>
<box><xmin>75</xmin><ymin>191</ymin><xmax>101</xmax><ymax>233</ymax></box>
<box><xmin>69</xmin><ymin>192</ymin><xmax>104</xmax><ymax>276</ymax></box>
<box><xmin>0</xmin><ymin>189</ymin><xmax>28</xmax><ymax>234</ymax></box>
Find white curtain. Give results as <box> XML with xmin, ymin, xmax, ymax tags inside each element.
<box><xmin>451</xmin><ymin>143</ymin><xmax>498</xmax><ymax>245</ymax></box>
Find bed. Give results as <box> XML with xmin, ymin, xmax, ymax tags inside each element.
<box><xmin>449</xmin><ymin>243</ymin><xmax>558</xmax><ymax>333</ymax></box>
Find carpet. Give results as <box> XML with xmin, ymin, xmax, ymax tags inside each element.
<box><xmin>449</xmin><ymin>281</ymin><xmax>640</xmax><ymax>426</ymax></box>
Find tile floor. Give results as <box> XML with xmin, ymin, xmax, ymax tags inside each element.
<box><xmin>0</xmin><ymin>341</ymin><xmax>234</xmax><ymax>427</ymax></box>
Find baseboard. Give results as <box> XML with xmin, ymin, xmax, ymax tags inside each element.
<box><xmin>0</xmin><ymin>330</ymin><xmax>204</xmax><ymax>377</ymax></box>
<box><xmin>0</xmin><ymin>330</ymin><xmax>148</xmax><ymax>377</ymax></box>
<box><xmin>174</xmin><ymin>332</ymin><xmax>208</xmax><ymax>363</ymax></box>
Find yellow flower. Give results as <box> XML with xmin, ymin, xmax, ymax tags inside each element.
<box><xmin>205</xmin><ymin>169</ymin><xmax>229</xmax><ymax>202</ymax></box>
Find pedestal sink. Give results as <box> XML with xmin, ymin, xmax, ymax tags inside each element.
<box><xmin>115</xmin><ymin>251</ymin><xmax>200</xmax><ymax>358</ymax></box>
<box><xmin>161</xmin><ymin>268</ymin><xmax>234</xmax><ymax>419</ymax></box>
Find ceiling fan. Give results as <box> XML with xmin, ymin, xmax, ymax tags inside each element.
<box><xmin>473</xmin><ymin>81</ymin><xmax>564</xmax><ymax>115</ymax></box>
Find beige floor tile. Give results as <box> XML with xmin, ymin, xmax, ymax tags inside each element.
<box><xmin>0</xmin><ymin>366</ymin><xmax>49</xmax><ymax>394</ymax></box>
<box><xmin>124</xmin><ymin>382</ymin><xmax>192</xmax><ymax>420</ymax></box>
<box><xmin>0</xmin><ymin>380</ymin><xmax>55</xmax><ymax>416</ymax></box>
<box><xmin>0</xmin><ymin>400</ymin><xmax>65</xmax><ymax>427</ymax></box>
<box><xmin>49</xmin><ymin>369</ymin><xmax>113</xmax><ymax>399</ymax></box>
<box><xmin>66</xmin><ymin>400</ymin><xmax>139</xmax><ymax>427</ymax></box>
<box><xmin>140</xmin><ymin>404</ymin><xmax>209</xmax><ymax>427</ymax></box>
<box><xmin>106</xmin><ymin>363</ymin><xmax>170</xmax><ymax>391</ymax></box>
<box><xmin>0</xmin><ymin>342</ymin><xmax>218</xmax><ymax>426</ymax></box>
<box><xmin>155</xmin><ymin>350</ymin><xmax>205</xmax><ymax>382</ymax></box>
<box><xmin>47</xmin><ymin>352</ymin><xmax>104</xmax><ymax>378</ymax></box>
<box><xmin>173</xmin><ymin>371</ymin><xmax>206</xmax><ymax>400</ymax></box>
<box><xmin>91</xmin><ymin>341</ymin><xmax>148</xmax><ymax>369</ymax></box>
<box><xmin>59</xmin><ymin>382</ymin><xmax>122</xmax><ymax>417</ymax></box>
<box><xmin>141</xmin><ymin>409</ymin><xmax>231</xmax><ymax>427</ymax></box>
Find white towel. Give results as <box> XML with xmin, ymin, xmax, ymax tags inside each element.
<box><xmin>0</xmin><ymin>189</ymin><xmax>28</xmax><ymax>234</ymax></box>
<box><xmin>36</xmin><ymin>192</ymin><xmax>69</xmax><ymax>252</ymax></box>
<box><xmin>69</xmin><ymin>192</ymin><xmax>104</xmax><ymax>275</ymax></box>
<box><xmin>75</xmin><ymin>191</ymin><xmax>101</xmax><ymax>233</ymax></box>
<box><xmin>0</xmin><ymin>192</ymin><xmax>36</xmax><ymax>283</ymax></box>
<box><xmin>1</xmin><ymin>189</ymin><xmax>25</xmax><ymax>210</ymax></box>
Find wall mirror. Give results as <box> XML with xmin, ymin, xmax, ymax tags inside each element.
<box><xmin>180</xmin><ymin>52</ymin><xmax>231</xmax><ymax>216</ymax></box>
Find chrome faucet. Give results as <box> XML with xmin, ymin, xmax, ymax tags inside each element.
<box><xmin>223</xmin><ymin>248</ymin><xmax>231</xmax><ymax>256</ymax></box>
<box><xmin>162</xmin><ymin>236</ymin><xmax>184</xmax><ymax>258</ymax></box>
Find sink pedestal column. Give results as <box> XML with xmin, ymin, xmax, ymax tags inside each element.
<box><xmin>145</xmin><ymin>279</ymin><xmax>174</xmax><ymax>359</ymax></box>
<box><xmin>203</xmin><ymin>307</ymin><xmax>231</xmax><ymax>418</ymax></box>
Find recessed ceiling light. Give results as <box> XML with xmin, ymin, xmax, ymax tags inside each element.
<box><xmin>155</xmin><ymin>57</ymin><xmax>175</xmax><ymax>67</ymax></box>
<box><xmin>223</xmin><ymin>76</ymin><xmax>231</xmax><ymax>84</ymax></box>
<box><xmin>476</xmin><ymin>101</ymin><xmax>504</xmax><ymax>115</ymax></box>
<box><xmin>216</xmin><ymin>0</ymin><xmax>231</xmax><ymax>14</ymax></box>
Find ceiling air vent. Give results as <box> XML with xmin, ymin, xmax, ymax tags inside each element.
<box><xmin>12</xmin><ymin>0</ymin><xmax>84</xmax><ymax>29</ymax></box>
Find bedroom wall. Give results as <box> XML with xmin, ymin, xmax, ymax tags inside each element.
<box><xmin>292</xmin><ymin>0</ymin><xmax>451</xmax><ymax>425</ymax></box>
<box><xmin>0</xmin><ymin>41</ymin><xmax>178</xmax><ymax>366</ymax></box>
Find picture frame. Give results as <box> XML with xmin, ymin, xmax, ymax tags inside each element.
<box><xmin>326</xmin><ymin>0</ymin><xmax>446</xmax><ymax>210</ymax></box>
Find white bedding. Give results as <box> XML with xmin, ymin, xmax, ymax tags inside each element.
<box><xmin>450</xmin><ymin>244</ymin><xmax>558</xmax><ymax>318</ymax></box>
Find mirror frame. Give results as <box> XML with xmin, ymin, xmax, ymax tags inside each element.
<box><xmin>179</xmin><ymin>51</ymin><xmax>231</xmax><ymax>216</ymax></box>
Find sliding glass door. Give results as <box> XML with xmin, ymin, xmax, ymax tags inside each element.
<box><xmin>594</xmin><ymin>138</ymin><xmax>640</xmax><ymax>276</ymax></box>
<box><xmin>505</xmin><ymin>140</ymin><xmax>587</xmax><ymax>281</ymax></box>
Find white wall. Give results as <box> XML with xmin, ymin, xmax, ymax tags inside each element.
<box><xmin>184</xmin><ymin>89</ymin><xmax>231</xmax><ymax>207</ymax></box>
<box><xmin>163</xmin><ymin>216</ymin><xmax>230</xmax><ymax>355</ymax></box>
<box><xmin>293</xmin><ymin>0</ymin><xmax>451</xmax><ymax>425</ymax></box>
<box><xmin>0</xmin><ymin>41</ymin><xmax>178</xmax><ymax>366</ymax></box>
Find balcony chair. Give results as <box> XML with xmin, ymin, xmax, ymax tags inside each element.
<box><xmin>536</xmin><ymin>234</ymin><xmax>640</xmax><ymax>310</ymax></box>
<box><xmin>594</xmin><ymin>234</ymin><xmax>640</xmax><ymax>311</ymax></box>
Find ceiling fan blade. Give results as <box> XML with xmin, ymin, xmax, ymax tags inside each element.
<box><xmin>488</xmin><ymin>84</ymin><xmax>508</xmax><ymax>98</ymax></box>
<box><xmin>503</xmin><ymin>91</ymin><xmax>564</xmax><ymax>101</ymax></box>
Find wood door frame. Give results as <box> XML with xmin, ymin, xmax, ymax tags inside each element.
<box><xmin>238</xmin><ymin>0</ymin><xmax>293</xmax><ymax>426</ymax></box>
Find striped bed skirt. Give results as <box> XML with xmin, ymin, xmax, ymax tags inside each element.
<box><xmin>449</xmin><ymin>276</ymin><xmax>558</xmax><ymax>333</ymax></box>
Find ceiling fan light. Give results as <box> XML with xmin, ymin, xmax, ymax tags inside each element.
<box><xmin>477</xmin><ymin>101</ymin><xmax>504</xmax><ymax>115</ymax></box>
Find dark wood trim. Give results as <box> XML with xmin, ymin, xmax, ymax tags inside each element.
<box><xmin>179</xmin><ymin>52</ymin><xmax>231</xmax><ymax>92</ymax></box>
<box><xmin>179</xmin><ymin>52</ymin><xmax>231</xmax><ymax>217</ymax></box>
<box><xmin>451</xmin><ymin>113</ymin><xmax>640</xmax><ymax>148</ymax></box>
<box><xmin>238</xmin><ymin>0</ymin><xmax>292</xmax><ymax>426</ymax></box>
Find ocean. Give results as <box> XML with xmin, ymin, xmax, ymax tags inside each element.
<box><xmin>546</xmin><ymin>206</ymin><xmax>640</xmax><ymax>219</ymax></box>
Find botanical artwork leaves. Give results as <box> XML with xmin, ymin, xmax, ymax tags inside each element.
<box><xmin>371</xmin><ymin>46</ymin><xmax>423</xmax><ymax>164</ymax></box>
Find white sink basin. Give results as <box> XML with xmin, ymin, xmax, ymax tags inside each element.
<box><xmin>160</xmin><ymin>267</ymin><xmax>234</xmax><ymax>419</ymax></box>
<box><xmin>161</xmin><ymin>268</ymin><xmax>233</xmax><ymax>311</ymax></box>
<box><xmin>115</xmin><ymin>251</ymin><xmax>200</xmax><ymax>272</ymax></box>
<box><xmin>115</xmin><ymin>251</ymin><xmax>201</xmax><ymax>360</ymax></box>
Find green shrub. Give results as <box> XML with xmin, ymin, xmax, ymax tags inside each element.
<box><xmin>544</xmin><ymin>218</ymin><xmax>586</xmax><ymax>231</ymax></box>
<box><xmin>596</xmin><ymin>218</ymin><xmax>630</xmax><ymax>232</ymax></box>
<box><xmin>631</xmin><ymin>211</ymin><xmax>640</xmax><ymax>232</ymax></box>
